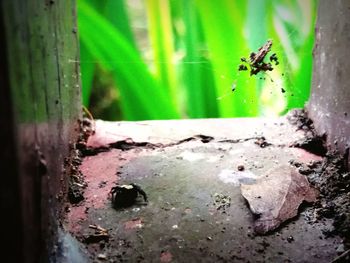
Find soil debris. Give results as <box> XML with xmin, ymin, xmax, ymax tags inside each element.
<box><xmin>302</xmin><ymin>151</ymin><xmax>350</xmax><ymax>247</ymax></box>
<box><xmin>254</xmin><ymin>136</ymin><xmax>271</xmax><ymax>148</ymax></box>
<box><xmin>288</xmin><ymin>109</ymin><xmax>327</xmax><ymax>156</ymax></box>
<box><xmin>67</xmin><ymin>149</ymin><xmax>87</xmax><ymax>204</ymax></box>
<box><xmin>287</xmin><ymin>109</ymin><xmax>314</xmax><ymax>132</ymax></box>
<box><xmin>213</xmin><ymin>193</ymin><xmax>231</xmax><ymax>211</ymax></box>
<box><xmin>76</xmin><ymin>116</ymin><xmax>96</xmax><ymax>151</ymax></box>
<box><xmin>238</xmin><ymin>39</ymin><xmax>278</xmax><ymax>76</ymax></box>
<box><xmin>67</xmin><ymin>115</ymin><xmax>95</xmax><ymax>204</ymax></box>
<box><xmin>287</xmin><ymin>236</ymin><xmax>294</xmax><ymax>243</ymax></box>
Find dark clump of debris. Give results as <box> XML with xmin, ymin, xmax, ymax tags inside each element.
<box><xmin>213</xmin><ymin>193</ymin><xmax>231</xmax><ymax>212</ymax></box>
<box><xmin>254</xmin><ymin>136</ymin><xmax>271</xmax><ymax>148</ymax></box>
<box><xmin>67</xmin><ymin>149</ymin><xmax>87</xmax><ymax>204</ymax></box>
<box><xmin>287</xmin><ymin>108</ymin><xmax>314</xmax><ymax>131</ymax></box>
<box><xmin>288</xmin><ymin>109</ymin><xmax>350</xmax><ymax>256</ymax></box>
<box><xmin>290</xmin><ymin>153</ymin><xmax>350</xmax><ymax>261</ymax></box>
<box><xmin>238</xmin><ymin>39</ymin><xmax>279</xmax><ymax>76</ymax></box>
<box><xmin>75</xmin><ymin>116</ymin><xmax>97</xmax><ymax>156</ymax></box>
<box><xmin>67</xmin><ymin>115</ymin><xmax>95</xmax><ymax>204</ymax></box>
<box><xmin>307</xmin><ymin>153</ymin><xmax>350</xmax><ymax>242</ymax></box>
<box><xmin>288</xmin><ymin>109</ymin><xmax>328</xmax><ymax>156</ymax></box>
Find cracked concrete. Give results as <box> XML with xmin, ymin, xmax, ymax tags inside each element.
<box><xmin>65</xmin><ymin>117</ymin><xmax>343</xmax><ymax>262</ymax></box>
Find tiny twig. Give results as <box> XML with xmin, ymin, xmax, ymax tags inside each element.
<box><xmin>89</xmin><ymin>224</ymin><xmax>108</xmax><ymax>233</ymax></box>
<box><xmin>332</xmin><ymin>249</ymin><xmax>350</xmax><ymax>263</ymax></box>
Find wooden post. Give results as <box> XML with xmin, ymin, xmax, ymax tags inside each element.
<box><xmin>0</xmin><ymin>0</ymin><xmax>81</xmax><ymax>262</ymax></box>
<box><xmin>308</xmin><ymin>0</ymin><xmax>350</xmax><ymax>167</ymax></box>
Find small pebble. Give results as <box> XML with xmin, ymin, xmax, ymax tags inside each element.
<box><xmin>207</xmin><ymin>236</ymin><xmax>212</xmax><ymax>241</ymax></box>
<box><xmin>287</xmin><ymin>236</ymin><xmax>294</xmax><ymax>243</ymax></box>
<box><xmin>237</xmin><ymin>165</ymin><xmax>245</xmax><ymax>171</ymax></box>
<box><xmin>97</xmin><ymin>254</ymin><xmax>107</xmax><ymax>260</ymax></box>
<box><xmin>336</xmin><ymin>244</ymin><xmax>345</xmax><ymax>254</ymax></box>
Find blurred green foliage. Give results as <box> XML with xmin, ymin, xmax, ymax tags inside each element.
<box><xmin>78</xmin><ymin>0</ymin><xmax>317</xmax><ymax>120</ymax></box>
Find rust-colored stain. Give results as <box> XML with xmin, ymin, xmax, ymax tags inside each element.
<box><xmin>79</xmin><ymin>150</ymin><xmax>121</xmax><ymax>209</ymax></box>
<box><xmin>290</xmin><ymin>148</ymin><xmax>323</xmax><ymax>163</ymax></box>
<box><xmin>66</xmin><ymin>205</ymin><xmax>86</xmax><ymax>233</ymax></box>
<box><xmin>124</xmin><ymin>218</ymin><xmax>143</xmax><ymax>230</ymax></box>
<box><xmin>160</xmin><ymin>251</ymin><xmax>173</xmax><ymax>262</ymax></box>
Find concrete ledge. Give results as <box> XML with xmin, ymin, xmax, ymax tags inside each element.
<box><xmin>88</xmin><ymin>117</ymin><xmax>305</xmax><ymax>147</ymax></box>
<box><xmin>66</xmin><ymin>116</ymin><xmax>341</xmax><ymax>262</ymax></box>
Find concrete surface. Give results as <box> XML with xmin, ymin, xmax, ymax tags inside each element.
<box><xmin>65</xmin><ymin>116</ymin><xmax>343</xmax><ymax>262</ymax></box>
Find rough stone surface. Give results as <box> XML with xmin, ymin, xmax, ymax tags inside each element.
<box><xmin>65</xmin><ymin>117</ymin><xmax>342</xmax><ymax>262</ymax></box>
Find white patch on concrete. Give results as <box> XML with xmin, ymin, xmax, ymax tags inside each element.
<box><xmin>218</xmin><ymin>169</ymin><xmax>258</xmax><ymax>186</ymax></box>
<box><xmin>229</xmin><ymin>149</ymin><xmax>244</xmax><ymax>155</ymax></box>
<box><xmin>207</xmin><ymin>156</ymin><xmax>220</xmax><ymax>163</ymax></box>
<box><xmin>177</xmin><ymin>151</ymin><xmax>205</xmax><ymax>162</ymax></box>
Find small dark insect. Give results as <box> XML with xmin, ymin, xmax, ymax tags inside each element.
<box><xmin>110</xmin><ymin>183</ymin><xmax>148</xmax><ymax>208</ymax></box>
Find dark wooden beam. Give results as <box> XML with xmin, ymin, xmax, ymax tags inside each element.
<box><xmin>308</xmin><ymin>0</ymin><xmax>350</xmax><ymax>168</ymax></box>
<box><xmin>0</xmin><ymin>1</ymin><xmax>81</xmax><ymax>262</ymax></box>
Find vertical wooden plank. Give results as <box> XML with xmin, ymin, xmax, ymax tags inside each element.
<box><xmin>308</xmin><ymin>0</ymin><xmax>350</xmax><ymax>167</ymax></box>
<box><xmin>0</xmin><ymin>0</ymin><xmax>81</xmax><ymax>262</ymax></box>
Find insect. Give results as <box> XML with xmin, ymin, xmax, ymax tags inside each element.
<box><xmin>238</xmin><ymin>39</ymin><xmax>279</xmax><ymax>76</ymax></box>
<box><xmin>109</xmin><ymin>183</ymin><xmax>148</xmax><ymax>208</ymax></box>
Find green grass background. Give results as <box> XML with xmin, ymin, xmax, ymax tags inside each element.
<box><xmin>78</xmin><ymin>0</ymin><xmax>317</xmax><ymax>120</ymax></box>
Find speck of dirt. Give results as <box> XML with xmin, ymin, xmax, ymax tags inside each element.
<box><xmin>254</xmin><ymin>137</ymin><xmax>271</xmax><ymax>148</ymax></box>
<box><xmin>287</xmin><ymin>236</ymin><xmax>294</xmax><ymax>243</ymax></box>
